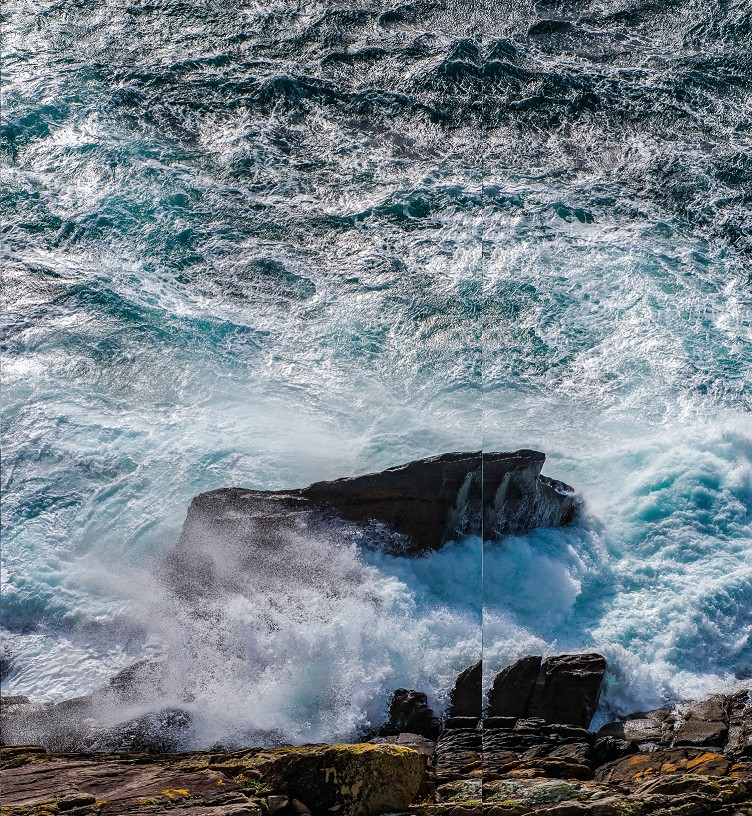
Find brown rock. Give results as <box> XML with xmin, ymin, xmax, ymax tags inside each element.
<box><xmin>0</xmin><ymin>744</ymin><xmax>426</xmax><ymax>816</ymax></box>
<box><xmin>0</xmin><ymin>754</ymin><xmax>245</xmax><ymax>809</ymax></box>
<box><xmin>594</xmin><ymin>749</ymin><xmax>734</xmax><ymax>785</ymax></box>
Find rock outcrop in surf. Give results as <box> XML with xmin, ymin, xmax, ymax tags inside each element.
<box><xmin>172</xmin><ymin>449</ymin><xmax>580</xmax><ymax>559</ymax></box>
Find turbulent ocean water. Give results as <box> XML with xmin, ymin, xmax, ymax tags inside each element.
<box><xmin>2</xmin><ymin>0</ymin><xmax>752</xmax><ymax>747</ymax></box>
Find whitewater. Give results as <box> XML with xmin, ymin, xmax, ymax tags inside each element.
<box><xmin>2</xmin><ymin>0</ymin><xmax>751</xmax><ymax>747</ymax></box>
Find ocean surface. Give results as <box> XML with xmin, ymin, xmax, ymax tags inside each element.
<box><xmin>2</xmin><ymin>0</ymin><xmax>752</xmax><ymax>747</ymax></box>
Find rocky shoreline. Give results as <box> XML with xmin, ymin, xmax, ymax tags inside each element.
<box><xmin>3</xmin><ymin>653</ymin><xmax>751</xmax><ymax>815</ymax></box>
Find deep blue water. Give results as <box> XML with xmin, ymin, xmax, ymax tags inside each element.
<box><xmin>2</xmin><ymin>0</ymin><xmax>752</xmax><ymax>746</ymax></box>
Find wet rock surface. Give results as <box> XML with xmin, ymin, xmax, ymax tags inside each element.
<box><xmin>487</xmin><ymin>657</ymin><xmax>542</xmax><ymax>720</ymax></box>
<box><xmin>171</xmin><ymin>451</ymin><xmax>580</xmax><ymax>569</ymax></box>
<box><xmin>449</xmin><ymin>661</ymin><xmax>484</xmax><ymax>719</ymax></box>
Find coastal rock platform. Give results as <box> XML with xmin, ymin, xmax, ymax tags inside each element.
<box><xmin>4</xmin><ymin>656</ymin><xmax>751</xmax><ymax>816</ymax></box>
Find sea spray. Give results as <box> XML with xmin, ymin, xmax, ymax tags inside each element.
<box><xmin>5</xmin><ymin>527</ymin><xmax>482</xmax><ymax>748</ymax></box>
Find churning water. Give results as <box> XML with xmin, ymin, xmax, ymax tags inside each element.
<box><xmin>2</xmin><ymin>0</ymin><xmax>751</xmax><ymax>746</ymax></box>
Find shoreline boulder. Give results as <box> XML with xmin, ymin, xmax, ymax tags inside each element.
<box><xmin>486</xmin><ymin>653</ymin><xmax>606</xmax><ymax>729</ymax></box>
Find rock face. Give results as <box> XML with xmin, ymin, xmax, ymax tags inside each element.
<box><xmin>172</xmin><ymin>451</ymin><xmax>580</xmax><ymax>570</ymax></box>
<box><xmin>487</xmin><ymin>653</ymin><xmax>606</xmax><ymax>729</ymax></box>
<box><xmin>527</xmin><ymin>653</ymin><xmax>606</xmax><ymax>729</ymax></box>
<box><xmin>448</xmin><ymin>661</ymin><xmax>483</xmax><ymax>719</ymax></box>
<box><xmin>487</xmin><ymin>655</ymin><xmax>541</xmax><ymax>719</ymax></box>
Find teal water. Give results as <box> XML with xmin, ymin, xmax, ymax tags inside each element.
<box><xmin>2</xmin><ymin>0</ymin><xmax>751</xmax><ymax>745</ymax></box>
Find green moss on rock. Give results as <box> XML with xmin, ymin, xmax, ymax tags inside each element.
<box><xmin>210</xmin><ymin>743</ymin><xmax>426</xmax><ymax>816</ymax></box>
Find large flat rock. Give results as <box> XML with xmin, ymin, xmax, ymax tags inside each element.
<box><xmin>0</xmin><ymin>744</ymin><xmax>425</xmax><ymax>816</ymax></box>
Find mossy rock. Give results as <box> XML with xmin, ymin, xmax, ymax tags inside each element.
<box><xmin>434</xmin><ymin>780</ymin><xmax>482</xmax><ymax>803</ymax></box>
<box><xmin>214</xmin><ymin>743</ymin><xmax>426</xmax><ymax>816</ymax></box>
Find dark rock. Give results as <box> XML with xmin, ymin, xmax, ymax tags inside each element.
<box><xmin>238</xmin><ymin>743</ymin><xmax>427</xmax><ymax>815</ymax></box>
<box><xmin>1</xmin><ymin>695</ymin><xmax>30</xmax><ymax>707</ymax></box>
<box><xmin>545</xmin><ymin>724</ymin><xmax>594</xmax><ymax>744</ymax></box>
<box><xmin>381</xmin><ymin>689</ymin><xmax>441</xmax><ymax>740</ymax></box>
<box><xmin>487</xmin><ymin>655</ymin><xmax>542</xmax><ymax>718</ymax></box>
<box><xmin>443</xmin><ymin>716</ymin><xmax>481</xmax><ymax>730</ymax></box>
<box><xmin>482</xmin><ymin>452</ymin><xmax>581</xmax><ymax>539</ymax></box>
<box><xmin>448</xmin><ymin>661</ymin><xmax>483</xmax><ymax>718</ymax></box>
<box><xmin>664</xmin><ymin>697</ymin><xmax>728</xmax><ymax>749</ymax></box>
<box><xmin>484</xmin><ymin>654</ymin><xmax>605</xmax><ymax>730</ymax></box>
<box><xmin>0</xmin><ymin>652</ymin><xmax>13</xmax><ymax>683</ymax></box>
<box><xmin>57</xmin><ymin>794</ymin><xmax>97</xmax><ymax>810</ymax></box>
<box><xmin>483</xmin><ymin>716</ymin><xmax>517</xmax><ymax>729</ymax></box>
<box><xmin>598</xmin><ymin>694</ymin><xmax>741</xmax><ymax>753</ymax></box>
<box><xmin>1</xmin><ymin>692</ymin><xmax>190</xmax><ymax>754</ymax></box>
<box><xmin>171</xmin><ymin>451</ymin><xmax>580</xmax><ymax>573</ymax></box>
<box><xmin>514</xmin><ymin>717</ymin><xmax>547</xmax><ymax>731</ymax></box>
<box><xmin>267</xmin><ymin>795</ymin><xmax>289</xmax><ymax>814</ymax></box>
<box><xmin>547</xmin><ymin>741</ymin><xmax>591</xmax><ymax>765</ymax></box>
<box><xmin>434</xmin><ymin>727</ymin><xmax>482</xmax><ymax>783</ymax></box>
<box><xmin>726</xmin><ymin>689</ymin><xmax>752</xmax><ymax>756</ymax></box>
<box><xmin>107</xmin><ymin>658</ymin><xmax>168</xmax><ymax>703</ymax></box>
<box><xmin>484</xmin><ymin>729</ymin><xmax>545</xmax><ymax>750</ymax></box>
<box><xmin>436</xmin><ymin>728</ymin><xmax>483</xmax><ymax>751</ymax></box>
<box><xmin>597</xmin><ymin>707</ymin><xmax>670</xmax><ymax>744</ymax></box>
<box><xmin>673</xmin><ymin>716</ymin><xmax>727</xmax><ymax>747</ymax></box>
<box><xmin>0</xmin><ymin>695</ymin><xmax>94</xmax><ymax>751</ymax></box>
<box><xmin>527</xmin><ymin>653</ymin><xmax>606</xmax><ymax>728</ymax></box>
<box><xmin>592</xmin><ymin>736</ymin><xmax>638</xmax><ymax>766</ymax></box>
